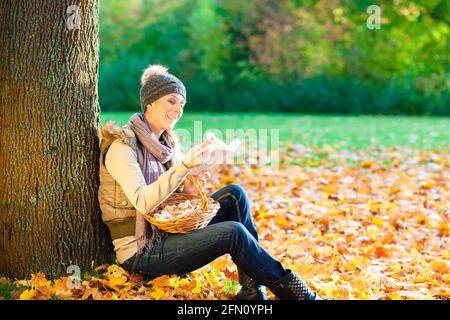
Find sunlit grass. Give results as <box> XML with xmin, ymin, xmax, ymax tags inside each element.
<box><xmin>100</xmin><ymin>111</ymin><xmax>450</xmax><ymax>151</ymax></box>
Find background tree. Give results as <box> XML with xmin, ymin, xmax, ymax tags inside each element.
<box><xmin>0</xmin><ymin>0</ymin><xmax>113</xmax><ymax>279</ymax></box>
<box><xmin>98</xmin><ymin>0</ymin><xmax>449</xmax><ymax>115</ymax></box>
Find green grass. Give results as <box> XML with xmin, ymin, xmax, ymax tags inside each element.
<box><xmin>100</xmin><ymin>112</ymin><xmax>450</xmax><ymax>151</ymax></box>
<box><xmin>0</xmin><ymin>282</ymin><xmax>19</xmax><ymax>300</ymax></box>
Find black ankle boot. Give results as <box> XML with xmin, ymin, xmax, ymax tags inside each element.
<box><xmin>234</xmin><ymin>267</ymin><xmax>267</xmax><ymax>300</ymax></box>
<box><xmin>269</xmin><ymin>269</ymin><xmax>321</xmax><ymax>300</ymax></box>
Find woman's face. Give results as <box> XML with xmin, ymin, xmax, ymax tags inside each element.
<box><xmin>146</xmin><ymin>93</ymin><xmax>185</xmax><ymax>132</ymax></box>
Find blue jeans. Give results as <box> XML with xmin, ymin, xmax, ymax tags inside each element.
<box><xmin>122</xmin><ymin>184</ymin><xmax>288</xmax><ymax>287</ymax></box>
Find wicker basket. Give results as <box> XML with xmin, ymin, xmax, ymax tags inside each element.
<box><xmin>143</xmin><ymin>175</ymin><xmax>220</xmax><ymax>234</ymax></box>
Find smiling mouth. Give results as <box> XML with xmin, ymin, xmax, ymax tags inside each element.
<box><xmin>167</xmin><ymin>115</ymin><xmax>177</xmax><ymax>122</ymax></box>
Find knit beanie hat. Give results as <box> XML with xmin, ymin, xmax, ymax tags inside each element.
<box><xmin>139</xmin><ymin>65</ymin><xmax>186</xmax><ymax>112</ymax></box>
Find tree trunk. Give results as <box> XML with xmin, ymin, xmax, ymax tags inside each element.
<box><xmin>0</xmin><ymin>0</ymin><xmax>114</xmax><ymax>279</ymax></box>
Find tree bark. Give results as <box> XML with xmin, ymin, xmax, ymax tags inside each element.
<box><xmin>0</xmin><ymin>0</ymin><xmax>114</xmax><ymax>279</ymax></box>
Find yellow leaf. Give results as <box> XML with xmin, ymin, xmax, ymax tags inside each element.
<box><xmin>19</xmin><ymin>289</ymin><xmax>36</xmax><ymax>300</ymax></box>
<box><xmin>103</xmin><ymin>291</ymin><xmax>120</xmax><ymax>300</ymax></box>
<box><xmin>275</xmin><ymin>216</ymin><xmax>290</xmax><ymax>229</ymax></box>
<box><xmin>433</xmin><ymin>155</ymin><xmax>448</xmax><ymax>164</ymax></box>
<box><xmin>31</xmin><ymin>272</ymin><xmax>51</xmax><ymax>289</ymax></box>
<box><xmin>421</xmin><ymin>179</ymin><xmax>436</xmax><ymax>189</ymax></box>
<box><xmin>168</xmin><ymin>277</ymin><xmax>180</xmax><ymax>287</ymax></box>
<box><xmin>192</xmin><ymin>280</ymin><xmax>202</xmax><ymax>294</ymax></box>
<box><xmin>108</xmin><ymin>274</ymin><xmax>128</xmax><ymax>287</ymax></box>
<box><xmin>328</xmin><ymin>208</ymin><xmax>344</xmax><ymax>215</ymax></box>
<box><xmin>362</xmin><ymin>160</ymin><xmax>375</xmax><ymax>169</ymax></box>
<box><xmin>320</xmin><ymin>282</ymin><xmax>337</xmax><ymax>296</ymax></box>
<box><xmin>388</xmin><ymin>263</ymin><xmax>402</xmax><ymax>273</ymax></box>
<box><xmin>294</xmin><ymin>177</ymin><xmax>303</xmax><ymax>186</ymax></box>
<box><xmin>179</xmin><ymin>278</ymin><xmax>190</xmax><ymax>287</ymax></box>
<box><xmin>372</xmin><ymin>217</ymin><xmax>383</xmax><ymax>226</ymax></box>
<box><xmin>205</xmin><ymin>274</ymin><xmax>220</xmax><ymax>286</ymax></box>
<box><xmin>443</xmin><ymin>251</ymin><xmax>450</xmax><ymax>260</ymax></box>
<box><xmin>439</xmin><ymin>221</ymin><xmax>449</xmax><ymax>237</ymax></box>
<box><xmin>151</xmin><ymin>275</ymin><xmax>171</xmax><ymax>287</ymax></box>
<box><xmin>430</xmin><ymin>260</ymin><xmax>449</xmax><ymax>273</ymax></box>
<box><xmin>386</xmin><ymin>293</ymin><xmax>403</xmax><ymax>300</ymax></box>
<box><xmin>443</xmin><ymin>274</ymin><xmax>450</xmax><ymax>284</ymax></box>
<box><xmin>368</xmin><ymin>200</ymin><xmax>384</xmax><ymax>213</ymax></box>
<box><xmin>150</xmin><ymin>288</ymin><xmax>166</xmax><ymax>300</ymax></box>
<box><xmin>106</xmin><ymin>264</ymin><xmax>128</xmax><ymax>278</ymax></box>
<box><xmin>367</xmin><ymin>225</ymin><xmax>379</xmax><ymax>240</ymax></box>
<box><xmin>343</xmin><ymin>263</ymin><xmax>356</xmax><ymax>271</ymax></box>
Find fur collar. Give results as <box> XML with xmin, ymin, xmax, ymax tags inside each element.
<box><xmin>98</xmin><ymin>120</ymin><xmax>137</xmax><ymax>150</ymax></box>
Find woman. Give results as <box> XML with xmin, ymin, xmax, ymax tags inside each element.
<box><xmin>98</xmin><ymin>65</ymin><xmax>321</xmax><ymax>300</ymax></box>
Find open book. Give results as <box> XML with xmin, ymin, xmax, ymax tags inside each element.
<box><xmin>190</xmin><ymin>134</ymin><xmax>242</xmax><ymax>175</ymax></box>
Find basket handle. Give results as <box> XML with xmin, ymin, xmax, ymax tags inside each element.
<box><xmin>186</xmin><ymin>175</ymin><xmax>207</xmax><ymax>210</ymax></box>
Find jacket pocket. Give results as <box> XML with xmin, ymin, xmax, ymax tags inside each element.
<box><xmin>113</xmin><ymin>181</ymin><xmax>135</xmax><ymax>209</ymax></box>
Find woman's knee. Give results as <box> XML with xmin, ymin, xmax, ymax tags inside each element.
<box><xmin>220</xmin><ymin>221</ymin><xmax>247</xmax><ymax>238</ymax></box>
<box><xmin>217</xmin><ymin>221</ymin><xmax>249</xmax><ymax>254</ymax></box>
<box><xmin>224</xmin><ymin>183</ymin><xmax>247</xmax><ymax>200</ymax></box>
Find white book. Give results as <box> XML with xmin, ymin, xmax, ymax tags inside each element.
<box><xmin>190</xmin><ymin>134</ymin><xmax>242</xmax><ymax>175</ymax></box>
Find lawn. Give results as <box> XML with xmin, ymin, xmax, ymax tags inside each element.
<box><xmin>100</xmin><ymin>112</ymin><xmax>450</xmax><ymax>151</ymax></box>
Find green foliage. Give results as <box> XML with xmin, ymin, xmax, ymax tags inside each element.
<box><xmin>99</xmin><ymin>0</ymin><xmax>450</xmax><ymax>115</ymax></box>
<box><xmin>223</xmin><ymin>279</ymin><xmax>239</xmax><ymax>294</ymax></box>
<box><xmin>0</xmin><ymin>282</ymin><xmax>19</xmax><ymax>299</ymax></box>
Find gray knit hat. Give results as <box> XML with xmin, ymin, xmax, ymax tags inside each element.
<box><xmin>139</xmin><ymin>65</ymin><xmax>186</xmax><ymax>112</ymax></box>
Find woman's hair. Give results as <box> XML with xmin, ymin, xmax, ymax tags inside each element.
<box><xmin>164</xmin><ymin>129</ymin><xmax>183</xmax><ymax>169</ymax></box>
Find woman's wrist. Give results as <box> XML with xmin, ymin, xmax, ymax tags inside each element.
<box><xmin>181</xmin><ymin>159</ymin><xmax>192</xmax><ymax>169</ymax></box>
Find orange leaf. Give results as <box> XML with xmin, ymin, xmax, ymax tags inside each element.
<box><xmin>31</xmin><ymin>272</ymin><xmax>51</xmax><ymax>289</ymax></box>
<box><xmin>224</xmin><ymin>266</ymin><xmax>238</xmax><ymax>281</ymax></box>
<box><xmin>374</xmin><ymin>245</ymin><xmax>391</xmax><ymax>258</ymax></box>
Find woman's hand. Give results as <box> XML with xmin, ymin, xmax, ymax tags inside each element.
<box><xmin>182</xmin><ymin>171</ymin><xmax>211</xmax><ymax>195</ymax></box>
<box><xmin>182</xmin><ymin>138</ymin><xmax>213</xmax><ymax>169</ymax></box>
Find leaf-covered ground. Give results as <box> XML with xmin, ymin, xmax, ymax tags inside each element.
<box><xmin>1</xmin><ymin>145</ymin><xmax>449</xmax><ymax>300</ymax></box>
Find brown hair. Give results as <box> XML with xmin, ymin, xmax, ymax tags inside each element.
<box><xmin>164</xmin><ymin>128</ymin><xmax>183</xmax><ymax>169</ymax></box>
